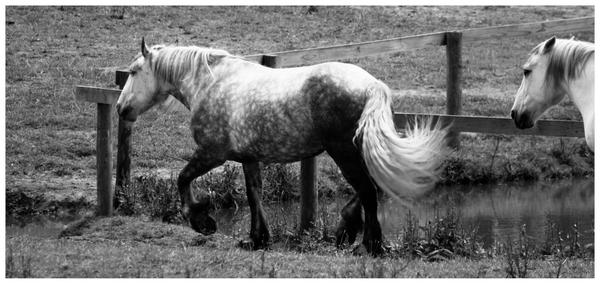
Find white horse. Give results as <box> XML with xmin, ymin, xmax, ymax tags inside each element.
<box><xmin>511</xmin><ymin>36</ymin><xmax>594</xmax><ymax>151</ymax></box>
<box><xmin>116</xmin><ymin>39</ymin><xmax>448</xmax><ymax>255</ymax></box>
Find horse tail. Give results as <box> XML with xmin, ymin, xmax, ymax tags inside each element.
<box><xmin>354</xmin><ymin>81</ymin><xmax>448</xmax><ymax>202</ymax></box>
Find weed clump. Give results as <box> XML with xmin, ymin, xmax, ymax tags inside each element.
<box><xmin>116</xmin><ymin>175</ymin><xmax>182</xmax><ymax>224</ymax></box>
<box><xmin>114</xmin><ymin>163</ymin><xmax>306</xmax><ymax>221</ymax></box>
<box><xmin>503</xmin><ymin>225</ymin><xmax>532</xmax><ymax>278</ymax></box>
<box><xmin>540</xmin><ymin>220</ymin><xmax>592</xmax><ymax>259</ymax></box>
<box><xmin>396</xmin><ymin>209</ymin><xmax>483</xmax><ymax>261</ymax></box>
<box><xmin>262</xmin><ymin>163</ymin><xmax>299</xmax><ymax>203</ymax></box>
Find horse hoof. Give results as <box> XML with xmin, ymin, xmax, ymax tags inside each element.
<box><xmin>238</xmin><ymin>238</ymin><xmax>269</xmax><ymax>250</ymax></box>
<box><xmin>238</xmin><ymin>239</ymin><xmax>255</xmax><ymax>250</ymax></box>
<box><xmin>351</xmin><ymin>244</ymin><xmax>369</xmax><ymax>256</ymax></box>
<box><xmin>190</xmin><ymin>214</ymin><xmax>217</xmax><ymax>235</ymax></box>
<box><xmin>352</xmin><ymin>243</ymin><xmax>385</xmax><ymax>257</ymax></box>
<box><xmin>335</xmin><ymin>226</ymin><xmax>358</xmax><ymax>248</ymax></box>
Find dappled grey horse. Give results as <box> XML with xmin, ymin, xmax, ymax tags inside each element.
<box><xmin>116</xmin><ymin>39</ymin><xmax>448</xmax><ymax>255</ymax></box>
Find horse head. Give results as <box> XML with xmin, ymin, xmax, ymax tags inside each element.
<box><xmin>116</xmin><ymin>38</ymin><xmax>172</xmax><ymax>121</ymax></box>
<box><xmin>510</xmin><ymin>36</ymin><xmax>567</xmax><ymax>129</ymax></box>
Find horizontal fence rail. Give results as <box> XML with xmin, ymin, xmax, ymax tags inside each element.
<box><xmin>394</xmin><ymin>113</ymin><xmax>585</xmax><ymax>138</ymax></box>
<box><xmin>461</xmin><ymin>16</ymin><xmax>594</xmax><ymax>42</ymax></box>
<box><xmin>75</xmin><ymin>86</ymin><xmax>121</xmax><ymax>104</ymax></box>
<box><xmin>245</xmin><ymin>17</ymin><xmax>593</xmax><ymax>67</ymax></box>
<box><xmin>244</xmin><ymin>32</ymin><xmax>447</xmax><ymax>66</ymax></box>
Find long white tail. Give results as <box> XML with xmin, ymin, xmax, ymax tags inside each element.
<box><xmin>354</xmin><ymin>82</ymin><xmax>448</xmax><ymax>201</ymax></box>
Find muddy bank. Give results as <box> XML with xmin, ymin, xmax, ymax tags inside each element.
<box><xmin>6</xmin><ymin>175</ymin><xmax>96</xmax><ymax>218</ymax></box>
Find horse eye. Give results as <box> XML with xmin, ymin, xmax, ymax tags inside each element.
<box><xmin>523</xmin><ymin>69</ymin><xmax>532</xmax><ymax>77</ymax></box>
<box><xmin>129</xmin><ymin>70</ymin><xmax>136</xmax><ymax>76</ymax></box>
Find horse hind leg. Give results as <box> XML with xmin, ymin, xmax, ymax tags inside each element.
<box><xmin>239</xmin><ymin>162</ymin><xmax>271</xmax><ymax>250</ymax></box>
<box><xmin>177</xmin><ymin>149</ymin><xmax>225</xmax><ymax>235</ymax></box>
<box><xmin>326</xmin><ymin>143</ymin><xmax>384</xmax><ymax>256</ymax></box>
<box><xmin>335</xmin><ymin>194</ymin><xmax>363</xmax><ymax>248</ymax></box>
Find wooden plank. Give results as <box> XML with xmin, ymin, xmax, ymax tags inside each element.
<box><xmin>462</xmin><ymin>17</ymin><xmax>594</xmax><ymax>42</ymax></box>
<box><xmin>245</xmin><ymin>32</ymin><xmax>446</xmax><ymax>67</ymax></box>
<box><xmin>445</xmin><ymin>32</ymin><xmax>463</xmax><ymax>148</ymax></box>
<box><xmin>393</xmin><ymin>113</ymin><xmax>585</xmax><ymax>138</ymax></box>
<box><xmin>96</xmin><ymin>103</ymin><xmax>114</xmax><ymax>216</ymax></box>
<box><xmin>114</xmin><ymin>71</ymin><xmax>132</xmax><ymax>205</ymax></box>
<box><xmin>299</xmin><ymin>157</ymin><xmax>317</xmax><ymax>232</ymax></box>
<box><xmin>244</xmin><ymin>54</ymin><xmax>263</xmax><ymax>63</ymax></box>
<box><xmin>75</xmin><ymin>86</ymin><xmax>121</xmax><ymax>104</ymax></box>
<box><xmin>115</xmin><ymin>118</ymin><xmax>132</xmax><ymax>209</ymax></box>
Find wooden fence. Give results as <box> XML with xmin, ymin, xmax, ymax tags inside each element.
<box><xmin>75</xmin><ymin>17</ymin><xmax>592</xmax><ymax>225</ymax></box>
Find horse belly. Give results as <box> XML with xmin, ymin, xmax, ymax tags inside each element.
<box><xmin>227</xmin><ymin>101</ymin><xmax>324</xmax><ymax>163</ymax></box>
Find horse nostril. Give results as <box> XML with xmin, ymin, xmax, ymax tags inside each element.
<box><xmin>510</xmin><ymin>110</ymin><xmax>517</xmax><ymax>120</ymax></box>
<box><xmin>521</xmin><ymin>111</ymin><xmax>530</xmax><ymax>124</ymax></box>
<box><xmin>115</xmin><ymin>103</ymin><xmax>121</xmax><ymax>114</ymax></box>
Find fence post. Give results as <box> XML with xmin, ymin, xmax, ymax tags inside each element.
<box><xmin>96</xmin><ymin>103</ymin><xmax>113</xmax><ymax>216</ymax></box>
<box><xmin>445</xmin><ymin>31</ymin><xmax>463</xmax><ymax>148</ymax></box>
<box><xmin>299</xmin><ymin>157</ymin><xmax>317</xmax><ymax>231</ymax></box>
<box><xmin>115</xmin><ymin>71</ymin><xmax>132</xmax><ymax>209</ymax></box>
<box><xmin>261</xmin><ymin>55</ymin><xmax>318</xmax><ymax>232</ymax></box>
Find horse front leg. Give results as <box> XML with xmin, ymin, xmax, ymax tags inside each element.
<box><xmin>239</xmin><ymin>161</ymin><xmax>271</xmax><ymax>250</ymax></box>
<box><xmin>177</xmin><ymin>149</ymin><xmax>224</xmax><ymax>235</ymax></box>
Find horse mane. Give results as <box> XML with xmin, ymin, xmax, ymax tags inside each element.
<box><xmin>531</xmin><ymin>38</ymin><xmax>594</xmax><ymax>92</ymax></box>
<box><xmin>150</xmin><ymin>45</ymin><xmax>233</xmax><ymax>85</ymax></box>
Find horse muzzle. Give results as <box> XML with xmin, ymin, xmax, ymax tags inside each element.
<box><xmin>116</xmin><ymin>103</ymin><xmax>138</xmax><ymax>122</ymax></box>
<box><xmin>511</xmin><ymin>109</ymin><xmax>534</xmax><ymax>129</ymax></box>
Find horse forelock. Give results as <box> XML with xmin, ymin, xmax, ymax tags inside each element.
<box><xmin>150</xmin><ymin>45</ymin><xmax>232</xmax><ymax>86</ymax></box>
<box><xmin>534</xmin><ymin>39</ymin><xmax>594</xmax><ymax>94</ymax></box>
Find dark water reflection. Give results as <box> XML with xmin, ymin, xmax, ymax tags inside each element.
<box><xmin>216</xmin><ymin>178</ymin><xmax>593</xmax><ymax>248</ymax></box>
<box><xmin>380</xmin><ymin>178</ymin><xmax>594</xmax><ymax>247</ymax></box>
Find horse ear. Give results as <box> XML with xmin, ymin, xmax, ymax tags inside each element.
<box><xmin>141</xmin><ymin>37</ymin><xmax>150</xmax><ymax>58</ymax></box>
<box><xmin>543</xmin><ymin>36</ymin><xmax>556</xmax><ymax>54</ymax></box>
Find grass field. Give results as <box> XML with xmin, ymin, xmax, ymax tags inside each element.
<box><xmin>4</xmin><ymin>6</ymin><xmax>595</xmax><ymax>278</ymax></box>
<box><xmin>6</xmin><ymin>215</ymin><xmax>594</xmax><ymax>278</ymax></box>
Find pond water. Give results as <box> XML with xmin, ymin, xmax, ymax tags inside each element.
<box><xmin>380</xmin><ymin>178</ymin><xmax>594</xmax><ymax>247</ymax></box>
<box><xmin>7</xmin><ymin>178</ymin><xmax>594</xmax><ymax>249</ymax></box>
<box><xmin>215</xmin><ymin>178</ymin><xmax>594</xmax><ymax>248</ymax></box>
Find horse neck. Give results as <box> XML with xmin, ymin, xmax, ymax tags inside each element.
<box><xmin>565</xmin><ymin>58</ymin><xmax>594</xmax><ymax>123</ymax></box>
<box><xmin>157</xmin><ymin>58</ymin><xmax>220</xmax><ymax>110</ymax></box>
<box><xmin>565</xmin><ymin>57</ymin><xmax>594</xmax><ymax>149</ymax></box>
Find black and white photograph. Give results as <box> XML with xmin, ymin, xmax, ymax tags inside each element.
<box><xmin>3</xmin><ymin>2</ymin><xmax>595</xmax><ymax>278</ymax></box>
